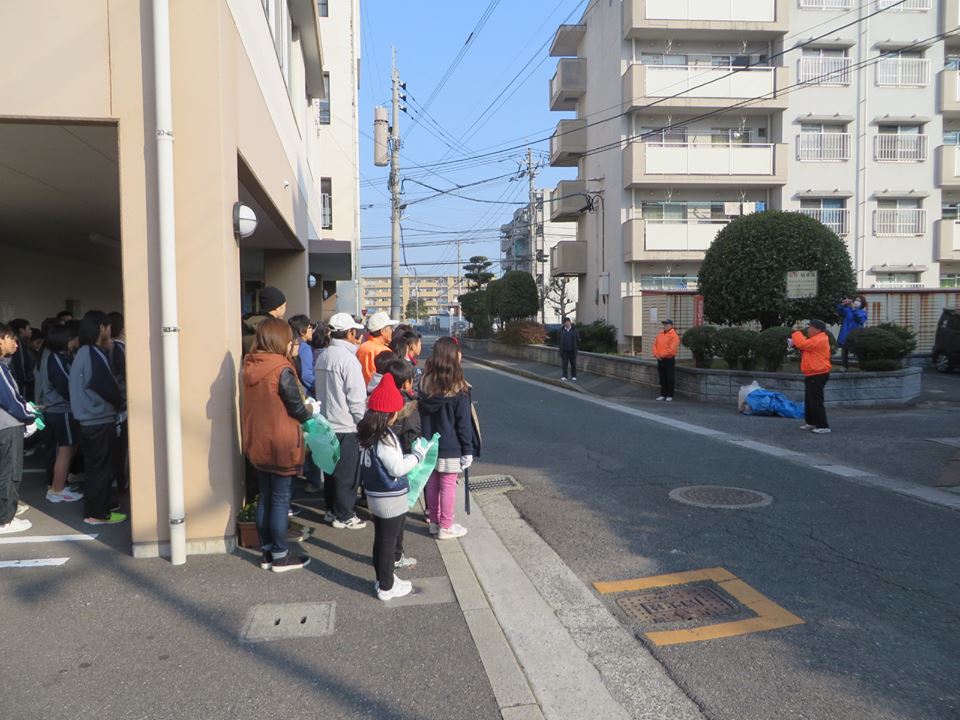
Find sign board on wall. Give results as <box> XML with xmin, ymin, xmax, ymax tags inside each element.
<box><xmin>786</xmin><ymin>271</ymin><xmax>818</xmax><ymax>299</ymax></box>
<box><xmin>694</xmin><ymin>295</ymin><xmax>705</xmax><ymax>326</ymax></box>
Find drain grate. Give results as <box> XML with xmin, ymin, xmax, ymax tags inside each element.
<box><xmin>669</xmin><ymin>485</ymin><xmax>772</xmax><ymax>509</ymax></box>
<box><xmin>617</xmin><ymin>585</ymin><xmax>738</xmax><ymax>624</ymax></box>
<box><xmin>468</xmin><ymin>474</ymin><xmax>522</xmax><ymax>493</ymax></box>
<box><xmin>239</xmin><ymin>602</ymin><xmax>335</xmax><ymax>643</ymax></box>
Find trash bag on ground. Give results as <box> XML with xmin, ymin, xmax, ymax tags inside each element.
<box><xmin>737</xmin><ymin>382</ymin><xmax>762</xmax><ymax>413</ymax></box>
<box><xmin>303</xmin><ymin>415</ymin><xmax>340</xmax><ymax>474</ymax></box>
<box><xmin>743</xmin><ymin>389</ymin><xmax>805</xmax><ymax>419</ymax></box>
<box><xmin>407</xmin><ymin>433</ymin><xmax>441</xmax><ymax>509</ymax></box>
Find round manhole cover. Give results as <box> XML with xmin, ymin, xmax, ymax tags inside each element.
<box><xmin>669</xmin><ymin>485</ymin><xmax>773</xmax><ymax>509</ymax></box>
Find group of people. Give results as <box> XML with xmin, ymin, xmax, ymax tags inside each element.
<box><xmin>241</xmin><ymin>287</ymin><xmax>479</xmax><ymax>601</ymax></box>
<box><xmin>0</xmin><ymin>310</ymin><xmax>129</xmax><ymax>535</ymax></box>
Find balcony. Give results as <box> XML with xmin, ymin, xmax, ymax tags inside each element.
<box><xmin>797</xmin><ymin>57</ymin><xmax>852</xmax><ymax>85</ymax></box>
<box><xmin>937</xmin><ymin>219</ymin><xmax>960</xmax><ymax>261</ymax></box>
<box><xmin>873</xmin><ymin>208</ymin><xmax>926</xmax><ymax>236</ymax></box>
<box><xmin>938</xmin><ymin>145</ymin><xmax>960</xmax><ymax>190</ymax></box>
<box><xmin>939</xmin><ymin>70</ymin><xmax>960</xmax><ymax>117</ymax></box>
<box><xmin>549</xmin><ymin>180</ymin><xmax>587</xmax><ymax>221</ymax></box>
<box><xmin>549</xmin><ymin>24</ymin><xmax>586</xmax><ymax>57</ymax></box>
<box><xmin>872</xmin><ymin>281</ymin><xmax>926</xmax><ymax>288</ymax></box>
<box><xmin>549</xmin><ymin>58</ymin><xmax>586</xmax><ymax>111</ymax></box>
<box><xmin>799</xmin><ymin>0</ymin><xmax>853</xmax><ymax>8</ymax></box>
<box><xmin>550</xmin><ymin>241</ymin><xmax>588</xmax><ymax>277</ymax></box>
<box><xmin>875</xmin><ymin>58</ymin><xmax>930</xmax><ymax>87</ymax></box>
<box><xmin>876</xmin><ymin>0</ymin><xmax>931</xmax><ymax>10</ymax></box>
<box><xmin>622</xmin><ymin>63</ymin><xmax>789</xmax><ymax>112</ymax></box>
<box><xmin>622</xmin><ymin>0</ymin><xmax>789</xmax><ymax>39</ymax></box>
<box><xmin>549</xmin><ymin>120</ymin><xmax>587</xmax><ymax>167</ymax></box>
<box><xmin>796</xmin><ymin>133</ymin><xmax>850</xmax><ymax>161</ymax></box>
<box><xmin>622</xmin><ymin>218</ymin><xmax>727</xmax><ymax>261</ymax></box>
<box><xmin>798</xmin><ymin>208</ymin><xmax>850</xmax><ymax>236</ymax></box>
<box><xmin>622</xmin><ymin>142</ymin><xmax>788</xmax><ymax>186</ymax></box>
<box><xmin>874</xmin><ymin>134</ymin><xmax>928</xmax><ymax>162</ymax></box>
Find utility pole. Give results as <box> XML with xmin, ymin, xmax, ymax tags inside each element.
<box><xmin>456</xmin><ymin>237</ymin><xmax>462</xmax><ymax>319</ymax></box>
<box><xmin>389</xmin><ymin>49</ymin><xmax>402</xmax><ymax>321</ymax></box>
<box><xmin>526</xmin><ymin>147</ymin><xmax>545</xmax><ymax>325</ymax></box>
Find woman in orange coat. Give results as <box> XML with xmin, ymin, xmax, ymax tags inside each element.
<box><xmin>790</xmin><ymin>319</ymin><xmax>832</xmax><ymax>434</ymax></box>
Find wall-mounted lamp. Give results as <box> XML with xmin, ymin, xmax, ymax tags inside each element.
<box><xmin>308</xmin><ymin>274</ymin><xmax>318</xmax><ymax>289</ymax></box>
<box><xmin>233</xmin><ymin>202</ymin><xmax>257</xmax><ymax>240</ymax></box>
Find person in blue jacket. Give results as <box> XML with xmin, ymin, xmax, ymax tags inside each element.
<box><xmin>0</xmin><ymin>322</ymin><xmax>38</xmax><ymax>534</ymax></box>
<box><xmin>837</xmin><ymin>295</ymin><xmax>868</xmax><ymax>369</ymax></box>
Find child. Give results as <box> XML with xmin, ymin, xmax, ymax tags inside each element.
<box><xmin>289</xmin><ymin>314</ymin><xmax>316</xmax><ymax>396</ymax></box>
<box><xmin>36</xmin><ymin>323</ymin><xmax>83</xmax><ymax>503</ymax></box>
<box><xmin>366</xmin><ymin>351</ymin><xmax>399</xmax><ymax>395</ymax></box>
<box><xmin>0</xmin><ymin>322</ymin><xmax>38</xmax><ymax>534</ymax></box>
<box><xmin>382</xmin><ymin>357</ymin><xmax>420</xmax><ymax>570</ymax></box>
<box><xmin>402</xmin><ymin>331</ymin><xmax>424</xmax><ymax>389</ymax></box>
<box><xmin>358</xmin><ymin>376</ymin><xmax>427</xmax><ymax>601</ymax></box>
<box><xmin>418</xmin><ymin>336</ymin><xmax>476</xmax><ymax>540</ymax></box>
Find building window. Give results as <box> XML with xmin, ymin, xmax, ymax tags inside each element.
<box><xmin>800</xmin><ymin>198</ymin><xmax>849</xmax><ymax>236</ymax></box>
<box><xmin>876</xmin><ymin>50</ymin><xmax>930</xmax><ymax>87</ymax></box>
<box><xmin>875</xmin><ymin>124</ymin><xmax>927</xmax><ymax>162</ymax></box>
<box><xmin>315</xmin><ymin>73</ymin><xmax>331</xmax><ymax>125</ymax></box>
<box><xmin>874</xmin><ymin>272</ymin><xmax>922</xmax><ymax>288</ymax></box>
<box><xmin>321</xmin><ymin>178</ymin><xmax>333</xmax><ymax>230</ymax></box>
<box><xmin>710</xmin><ymin>128</ymin><xmax>752</xmax><ymax>145</ymax></box>
<box><xmin>318</xmin><ymin>0</ymin><xmax>329</xmax><ymax>17</ymax></box>
<box><xmin>797</xmin><ymin>122</ymin><xmax>850</xmax><ymax>161</ymax></box>
<box><xmin>799</xmin><ymin>47</ymin><xmax>851</xmax><ymax>85</ymax></box>
<box><xmin>942</xmin><ymin>274</ymin><xmax>960</xmax><ymax>289</ymax></box>
<box><xmin>874</xmin><ymin>198</ymin><xmax>925</xmax><ymax>236</ymax></box>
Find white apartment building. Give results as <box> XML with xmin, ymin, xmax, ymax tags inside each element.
<box><xmin>547</xmin><ymin>0</ymin><xmax>960</xmax><ymax>348</ymax></box>
<box><xmin>363</xmin><ymin>275</ymin><xmax>460</xmax><ymax>319</ymax></box>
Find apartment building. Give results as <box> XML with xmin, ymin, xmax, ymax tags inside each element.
<box><xmin>0</xmin><ymin>0</ymin><xmax>352</xmax><ymax>558</ymax></box>
<box><xmin>548</xmin><ymin>0</ymin><xmax>959</xmax><ymax>348</ymax></box>
<box><xmin>363</xmin><ymin>275</ymin><xmax>460</xmax><ymax>319</ymax></box>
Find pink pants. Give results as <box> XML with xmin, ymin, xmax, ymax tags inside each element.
<box><xmin>425</xmin><ymin>471</ymin><xmax>458</xmax><ymax>529</ymax></box>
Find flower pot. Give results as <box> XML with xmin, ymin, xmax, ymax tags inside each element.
<box><xmin>236</xmin><ymin>520</ymin><xmax>260</xmax><ymax>549</ymax></box>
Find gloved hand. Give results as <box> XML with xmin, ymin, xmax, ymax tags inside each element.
<box><xmin>460</xmin><ymin>454</ymin><xmax>473</xmax><ymax>470</ymax></box>
<box><xmin>412</xmin><ymin>437</ymin><xmax>429</xmax><ymax>461</ymax></box>
<box><xmin>305</xmin><ymin>397</ymin><xmax>322</xmax><ymax>419</ymax></box>
<box><xmin>23</xmin><ymin>422</ymin><xmax>38</xmax><ymax>439</ymax></box>
<box><xmin>786</xmin><ymin>338</ymin><xmax>795</xmax><ymax>349</ymax></box>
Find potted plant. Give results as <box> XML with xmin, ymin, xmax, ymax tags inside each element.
<box><xmin>236</xmin><ymin>498</ymin><xmax>260</xmax><ymax>549</ymax></box>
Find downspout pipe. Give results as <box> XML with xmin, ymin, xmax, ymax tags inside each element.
<box><xmin>153</xmin><ymin>0</ymin><xmax>187</xmax><ymax>565</ymax></box>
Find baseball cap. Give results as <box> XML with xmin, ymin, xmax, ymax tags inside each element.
<box><xmin>662</xmin><ymin>319</ymin><xmax>674</xmax><ymax>325</ymax></box>
<box><xmin>328</xmin><ymin>312</ymin><xmax>365</xmax><ymax>332</ymax></box>
<box><xmin>808</xmin><ymin>319</ymin><xmax>827</xmax><ymax>331</ymax></box>
<box><xmin>366</xmin><ymin>310</ymin><xmax>400</xmax><ymax>333</ymax></box>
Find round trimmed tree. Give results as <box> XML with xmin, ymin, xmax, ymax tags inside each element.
<box><xmin>698</xmin><ymin>211</ymin><xmax>856</xmax><ymax>329</ymax></box>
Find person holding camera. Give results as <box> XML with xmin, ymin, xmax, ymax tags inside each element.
<box><xmin>837</xmin><ymin>296</ymin><xmax>867</xmax><ymax>370</ymax></box>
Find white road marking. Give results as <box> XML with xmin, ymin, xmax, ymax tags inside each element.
<box><xmin>0</xmin><ymin>557</ymin><xmax>69</xmax><ymax>568</ymax></box>
<box><xmin>21</xmin><ymin>469</ymin><xmax>46</xmax><ymax>474</ymax></box>
<box><xmin>0</xmin><ymin>534</ymin><xmax>98</xmax><ymax>545</ymax></box>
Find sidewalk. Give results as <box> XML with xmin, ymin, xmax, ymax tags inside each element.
<box><xmin>463</xmin><ymin>345</ymin><xmax>960</xmax><ymax>492</ymax></box>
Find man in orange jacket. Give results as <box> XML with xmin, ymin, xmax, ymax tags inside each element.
<box><xmin>652</xmin><ymin>319</ymin><xmax>680</xmax><ymax>401</ymax></box>
<box><xmin>790</xmin><ymin>319</ymin><xmax>832</xmax><ymax>434</ymax></box>
<box><xmin>357</xmin><ymin>311</ymin><xmax>398</xmax><ymax>385</ymax></box>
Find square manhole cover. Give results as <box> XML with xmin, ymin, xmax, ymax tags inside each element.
<box><xmin>239</xmin><ymin>602</ymin><xmax>335</xmax><ymax>643</ymax></box>
<box><xmin>469</xmin><ymin>474</ymin><xmax>522</xmax><ymax>493</ymax></box>
<box><xmin>616</xmin><ymin>585</ymin><xmax>738</xmax><ymax>624</ymax></box>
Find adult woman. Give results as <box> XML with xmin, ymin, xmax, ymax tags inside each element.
<box><xmin>241</xmin><ymin>317</ymin><xmax>318</xmax><ymax>572</ymax></box>
<box><xmin>837</xmin><ymin>295</ymin><xmax>868</xmax><ymax>369</ymax></box>
<box><xmin>37</xmin><ymin>324</ymin><xmax>83</xmax><ymax>503</ymax></box>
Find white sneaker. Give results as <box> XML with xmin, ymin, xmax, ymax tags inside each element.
<box><xmin>665</xmin><ymin>397</ymin><xmax>673</xmax><ymax>402</ymax></box>
<box><xmin>428</xmin><ymin>522</ymin><xmax>439</xmax><ymax>536</ymax></box>
<box><xmin>394</xmin><ymin>554</ymin><xmax>417</xmax><ymax>570</ymax></box>
<box><xmin>0</xmin><ymin>517</ymin><xmax>32</xmax><ymax>534</ymax></box>
<box><xmin>332</xmin><ymin>515</ymin><xmax>367</xmax><ymax>530</ymax></box>
<box><xmin>46</xmin><ymin>488</ymin><xmax>84</xmax><ymax>503</ymax></box>
<box><xmin>377</xmin><ymin>577</ymin><xmax>413</xmax><ymax>601</ymax></box>
<box><xmin>16</xmin><ymin>502</ymin><xmax>29</xmax><ymax>516</ymax></box>
<box><xmin>656</xmin><ymin>396</ymin><xmax>666</xmax><ymax>401</ymax></box>
<box><xmin>799</xmin><ymin>424</ymin><xmax>814</xmax><ymax>431</ymax></box>
<box><xmin>560</xmin><ymin>377</ymin><xmax>568</xmax><ymax>382</ymax></box>
<box><xmin>812</xmin><ymin>428</ymin><xmax>832</xmax><ymax>434</ymax></box>
<box><xmin>437</xmin><ymin>524</ymin><xmax>468</xmax><ymax>540</ymax></box>
<box><xmin>571</xmin><ymin>377</ymin><xmax>577</xmax><ymax>381</ymax></box>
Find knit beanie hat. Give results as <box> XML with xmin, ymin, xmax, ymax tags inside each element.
<box><xmin>259</xmin><ymin>286</ymin><xmax>286</xmax><ymax>313</ymax></box>
<box><xmin>368</xmin><ymin>374</ymin><xmax>404</xmax><ymax>413</ymax></box>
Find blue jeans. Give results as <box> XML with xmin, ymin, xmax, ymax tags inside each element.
<box><xmin>255</xmin><ymin>471</ymin><xmax>292</xmax><ymax>558</ymax></box>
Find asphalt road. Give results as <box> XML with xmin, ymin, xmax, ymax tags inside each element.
<box><xmin>465</xmin><ymin>359</ymin><xmax>960</xmax><ymax>720</ymax></box>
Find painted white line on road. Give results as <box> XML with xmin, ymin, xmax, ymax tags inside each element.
<box><xmin>22</xmin><ymin>469</ymin><xmax>46</xmax><ymax>474</ymax></box>
<box><xmin>0</xmin><ymin>534</ymin><xmax>98</xmax><ymax>545</ymax></box>
<box><xmin>0</xmin><ymin>557</ymin><xmax>69</xmax><ymax>568</ymax></box>
<box><xmin>469</xmin><ymin>361</ymin><xmax>960</xmax><ymax>512</ymax></box>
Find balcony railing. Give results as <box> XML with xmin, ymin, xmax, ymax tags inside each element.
<box><xmin>797</xmin><ymin>56</ymin><xmax>852</xmax><ymax>85</ymax></box>
<box><xmin>798</xmin><ymin>208</ymin><xmax>850</xmax><ymax>236</ymax></box>
<box><xmin>641</xmin><ymin>64</ymin><xmax>776</xmax><ymax>99</ymax></box>
<box><xmin>876</xmin><ymin>0</ymin><xmax>931</xmax><ymax>10</ymax></box>
<box><xmin>873</xmin><ymin>208</ymin><xmax>926</xmax><ymax>236</ymax></box>
<box><xmin>796</xmin><ymin>133</ymin><xmax>850</xmax><ymax>161</ymax></box>
<box><xmin>321</xmin><ymin>192</ymin><xmax>332</xmax><ymax>229</ymax></box>
<box><xmin>645</xmin><ymin>142</ymin><xmax>777</xmax><ymax>175</ymax></box>
<box><xmin>644</xmin><ymin>0</ymin><xmax>776</xmax><ymax>22</ymax></box>
<box><xmin>876</xmin><ymin>58</ymin><xmax>930</xmax><ymax>87</ymax></box>
<box><xmin>874</xmin><ymin>134</ymin><xmax>928</xmax><ymax>162</ymax></box>
<box><xmin>873</xmin><ymin>281</ymin><xmax>925</xmax><ymax>288</ymax></box>
<box><xmin>799</xmin><ymin>0</ymin><xmax>853</xmax><ymax>8</ymax></box>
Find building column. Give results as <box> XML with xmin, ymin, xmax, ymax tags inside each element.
<box><xmin>264</xmin><ymin>249</ymin><xmax>309</xmax><ymax>317</ymax></box>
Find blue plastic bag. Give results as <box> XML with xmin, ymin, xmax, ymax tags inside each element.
<box><xmin>406</xmin><ymin>433</ymin><xmax>440</xmax><ymax>509</ymax></box>
<box><xmin>303</xmin><ymin>415</ymin><xmax>341</xmax><ymax>474</ymax></box>
<box><xmin>744</xmin><ymin>390</ymin><xmax>805</xmax><ymax>419</ymax></box>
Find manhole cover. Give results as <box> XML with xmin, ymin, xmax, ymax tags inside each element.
<box><xmin>617</xmin><ymin>585</ymin><xmax>739</xmax><ymax>624</ymax></box>
<box><xmin>469</xmin><ymin>474</ymin><xmax>522</xmax><ymax>493</ymax></box>
<box><xmin>669</xmin><ymin>485</ymin><xmax>772</xmax><ymax>509</ymax></box>
<box><xmin>239</xmin><ymin>602</ymin><xmax>335</xmax><ymax>643</ymax></box>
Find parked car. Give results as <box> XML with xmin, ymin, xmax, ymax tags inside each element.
<box><xmin>932</xmin><ymin>308</ymin><xmax>960</xmax><ymax>373</ymax></box>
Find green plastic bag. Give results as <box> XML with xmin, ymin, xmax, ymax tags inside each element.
<box><xmin>303</xmin><ymin>415</ymin><xmax>340</xmax><ymax>474</ymax></box>
<box><xmin>27</xmin><ymin>402</ymin><xmax>45</xmax><ymax>432</ymax></box>
<box><xmin>406</xmin><ymin>433</ymin><xmax>440</xmax><ymax>509</ymax></box>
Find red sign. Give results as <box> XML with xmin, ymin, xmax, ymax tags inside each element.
<box><xmin>694</xmin><ymin>295</ymin><xmax>705</xmax><ymax>327</ymax></box>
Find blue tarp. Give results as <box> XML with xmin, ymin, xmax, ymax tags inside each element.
<box><xmin>744</xmin><ymin>390</ymin><xmax>805</xmax><ymax>419</ymax></box>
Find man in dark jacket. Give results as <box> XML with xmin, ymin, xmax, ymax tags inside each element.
<box><xmin>558</xmin><ymin>317</ymin><xmax>580</xmax><ymax>382</ymax></box>
<box><xmin>9</xmin><ymin>319</ymin><xmax>35</xmax><ymax>402</ymax></box>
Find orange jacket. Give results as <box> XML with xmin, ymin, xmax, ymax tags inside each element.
<box><xmin>791</xmin><ymin>330</ymin><xmax>832</xmax><ymax>376</ymax></box>
<box><xmin>357</xmin><ymin>335</ymin><xmax>390</xmax><ymax>385</ymax></box>
<box><xmin>652</xmin><ymin>329</ymin><xmax>680</xmax><ymax>359</ymax></box>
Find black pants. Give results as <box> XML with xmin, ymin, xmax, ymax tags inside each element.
<box><xmin>0</xmin><ymin>426</ymin><xmax>24</xmax><ymax>525</ymax></box>
<box><xmin>804</xmin><ymin>373</ymin><xmax>830</xmax><ymax>429</ymax></box>
<box><xmin>325</xmin><ymin>432</ymin><xmax>360</xmax><ymax>522</ymax></box>
<box><xmin>561</xmin><ymin>351</ymin><xmax>577</xmax><ymax>379</ymax></box>
<box><xmin>113</xmin><ymin>419</ymin><xmax>129</xmax><ymax>492</ymax></box>
<box><xmin>372</xmin><ymin>514</ymin><xmax>405</xmax><ymax>591</ymax></box>
<box><xmin>80</xmin><ymin>423</ymin><xmax>117</xmax><ymax>520</ymax></box>
<box><xmin>841</xmin><ymin>346</ymin><xmax>851</xmax><ymax>369</ymax></box>
<box><xmin>657</xmin><ymin>358</ymin><xmax>676</xmax><ymax>398</ymax></box>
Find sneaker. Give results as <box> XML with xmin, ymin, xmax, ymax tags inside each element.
<box><xmin>322</xmin><ymin>511</ymin><xmax>335</xmax><ymax>524</ymax></box>
<box><xmin>799</xmin><ymin>424</ymin><xmax>814</xmax><ymax>431</ymax></box>
<box><xmin>332</xmin><ymin>516</ymin><xmax>367</xmax><ymax>530</ymax></box>
<box><xmin>571</xmin><ymin>377</ymin><xmax>577</xmax><ymax>381</ymax></box>
<box><xmin>16</xmin><ymin>502</ymin><xmax>29</xmax><ymax>516</ymax></box>
<box><xmin>83</xmin><ymin>512</ymin><xmax>127</xmax><ymax>526</ymax></box>
<box><xmin>288</xmin><ymin>507</ymin><xmax>302</xmax><ymax>518</ymax></box>
<box><xmin>437</xmin><ymin>524</ymin><xmax>468</xmax><ymax>540</ymax></box>
<box><xmin>287</xmin><ymin>527</ymin><xmax>308</xmax><ymax>542</ymax></box>
<box><xmin>46</xmin><ymin>488</ymin><xmax>83</xmax><ymax>503</ymax></box>
<box><xmin>656</xmin><ymin>396</ymin><xmax>666</xmax><ymax>401</ymax></box>
<box><xmin>259</xmin><ymin>551</ymin><xmax>273</xmax><ymax>570</ymax></box>
<box><xmin>377</xmin><ymin>577</ymin><xmax>413</xmax><ymax>601</ymax></box>
<box><xmin>428</xmin><ymin>522</ymin><xmax>439</xmax><ymax>536</ymax></box>
<box><xmin>0</xmin><ymin>517</ymin><xmax>32</xmax><ymax>534</ymax></box>
<box><xmin>812</xmin><ymin>428</ymin><xmax>832</xmax><ymax>434</ymax></box>
<box><xmin>304</xmin><ymin>483</ymin><xmax>322</xmax><ymax>494</ymax></box>
<box><xmin>560</xmin><ymin>377</ymin><xmax>568</xmax><ymax>382</ymax></box>
<box><xmin>665</xmin><ymin>397</ymin><xmax>673</xmax><ymax>402</ymax></box>
<box><xmin>394</xmin><ymin>554</ymin><xmax>417</xmax><ymax>570</ymax></box>
<box><xmin>271</xmin><ymin>553</ymin><xmax>310</xmax><ymax>573</ymax></box>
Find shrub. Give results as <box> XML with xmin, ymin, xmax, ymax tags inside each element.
<box><xmin>874</xmin><ymin>322</ymin><xmax>917</xmax><ymax>359</ymax></box>
<box><xmin>859</xmin><ymin>359</ymin><xmax>903</xmax><ymax>372</ymax></box>
<box><xmin>500</xmin><ymin>321</ymin><xmax>547</xmax><ymax>347</ymax></box>
<box><xmin>459</xmin><ymin>291</ymin><xmax>493</xmax><ymax>339</ymax></box>
<box><xmin>498</xmin><ymin>271</ymin><xmax>539</xmax><ymax>322</ymax></box>
<box><xmin>754</xmin><ymin>327</ymin><xmax>793</xmax><ymax>372</ymax></box>
<box><xmin>714</xmin><ymin>328</ymin><xmax>756</xmax><ymax>370</ymax></box>
<box><xmin>578</xmin><ymin>320</ymin><xmax>618</xmax><ymax>354</ymax></box>
<box><xmin>681</xmin><ymin>326</ymin><xmax>718</xmax><ymax>368</ymax></box>
<box><xmin>846</xmin><ymin>327</ymin><xmax>908</xmax><ymax>369</ymax></box>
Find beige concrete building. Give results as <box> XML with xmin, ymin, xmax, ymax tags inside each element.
<box><xmin>363</xmin><ymin>275</ymin><xmax>460</xmax><ymax>320</ymax></box>
<box><xmin>0</xmin><ymin>0</ymin><xmax>358</xmax><ymax>558</ymax></box>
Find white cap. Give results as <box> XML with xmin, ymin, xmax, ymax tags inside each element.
<box><xmin>366</xmin><ymin>310</ymin><xmax>399</xmax><ymax>333</ymax></box>
<box><xmin>328</xmin><ymin>312</ymin><xmax>365</xmax><ymax>332</ymax></box>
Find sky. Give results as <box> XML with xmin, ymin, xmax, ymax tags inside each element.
<box><xmin>357</xmin><ymin>0</ymin><xmax>589</xmax><ymax>281</ymax></box>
